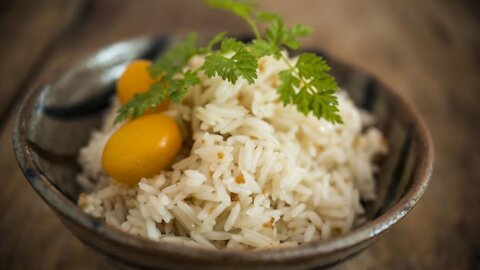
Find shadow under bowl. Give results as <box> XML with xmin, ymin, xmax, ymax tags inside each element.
<box><xmin>13</xmin><ymin>35</ymin><xmax>434</xmax><ymax>269</ymax></box>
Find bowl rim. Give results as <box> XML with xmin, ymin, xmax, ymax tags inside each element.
<box><xmin>12</xmin><ymin>35</ymin><xmax>434</xmax><ymax>263</ymax></box>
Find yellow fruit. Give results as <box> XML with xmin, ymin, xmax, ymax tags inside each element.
<box><xmin>102</xmin><ymin>113</ymin><xmax>182</xmax><ymax>184</ymax></box>
<box><xmin>116</xmin><ymin>60</ymin><xmax>169</xmax><ymax>111</ymax></box>
<box><xmin>117</xmin><ymin>60</ymin><xmax>153</xmax><ymax>104</ymax></box>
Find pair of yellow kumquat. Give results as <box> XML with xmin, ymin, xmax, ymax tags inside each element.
<box><xmin>102</xmin><ymin>60</ymin><xmax>182</xmax><ymax>185</ymax></box>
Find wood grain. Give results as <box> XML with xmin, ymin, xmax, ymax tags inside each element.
<box><xmin>1</xmin><ymin>0</ymin><xmax>479</xmax><ymax>269</ymax></box>
<box><xmin>0</xmin><ymin>0</ymin><xmax>86</xmax><ymax>126</ymax></box>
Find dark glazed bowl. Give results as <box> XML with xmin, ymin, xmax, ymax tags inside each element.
<box><xmin>13</xmin><ymin>36</ymin><xmax>434</xmax><ymax>269</ymax></box>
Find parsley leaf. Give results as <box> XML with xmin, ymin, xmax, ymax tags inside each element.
<box><xmin>264</xmin><ymin>16</ymin><xmax>313</xmax><ymax>51</ymax></box>
<box><xmin>311</xmin><ymin>90</ymin><xmax>342</xmax><ymax>123</ymax></box>
<box><xmin>204</xmin><ymin>0</ymin><xmax>261</xmax><ymax>38</ymax></box>
<box><xmin>204</xmin><ymin>32</ymin><xmax>228</xmax><ymax>52</ymax></box>
<box><xmin>295</xmin><ymin>53</ymin><xmax>342</xmax><ymax>123</ymax></box>
<box><xmin>148</xmin><ymin>33</ymin><xmax>198</xmax><ymax>78</ymax></box>
<box><xmin>220</xmin><ymin>37</ymin><xmax>246</xmax><ymax>53</ymax></box>
<box><xmin>276</xmin><ymin>52</ymin><xmax>341</xmax><ymax>123</ymax></box>
<box><xmin>115</xmin><ymin>81</ymin><xmax>168</xmax><ymax>122</ymax></box>
<box><xmin>256</xmin><ymin>11</ymin><xmax>281</xmax><ymax>22</ymax></box>
<box><xmin>168</xmin><ymin>71</ymin><xmax>201</xmax><ymax>103</ymax></box>
<box><xmin>203</xmin><ymin>48</ymin><xmax>257</xmax><ymax>84</ymax></box>
<box><xmin>116</xmin><ymin>0</ymin><xmax>342</xmax><ymax>124</ymax></box>
<box><xmin>294</xmin><ymin>88</ymin><xmax>311</xmax><ymax>115</ymax></box>
<box><xmin>277</xmin><ymin>69</ymin><xmax>299</xmax><ymax>104</ymax></box>
<box><xmin>231</xmin><ymin>49</ymin><xmax>258</xmax><ymax>84</ymax></box>
<box><xmin>296</xmin><ymin>53</ymin><xmax>331</xmax><ymax>79</ymax></box>
<box><xmin>204</xmin><ymin>0</ymin><xmax>253</xmax><ymax>20</ymax></box>
<box><xmin>202</xmin><ymin>54</ymin><xmax>236</xmax><ymax>83</ymax></box>
<box><xmin>249</xmin><ymin>39</ymin><xmax>279</xmax><ymax>58</ymax></box>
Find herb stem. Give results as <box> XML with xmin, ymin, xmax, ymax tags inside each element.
<box><xmin>246</xmin><ymin>17</ymin><xmax>261</xmax><ymax>39</ymax></box>
<box><xmin>280</xmin><ymin>54</ymin><xmax>294</xmax><ymax>69</ymax></box>
<box><xmin>280</xmin><ymin>54</ymin><xmax>304</xmax><ymax>87</ymax></box>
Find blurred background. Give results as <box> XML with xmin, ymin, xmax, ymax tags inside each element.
<box><xmin>0</xmin><ymin>0</ymin><xmax>479</xmax><ymax>269</ymax></box>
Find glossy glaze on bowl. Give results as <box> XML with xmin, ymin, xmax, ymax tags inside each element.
<box><xmin>13</xmin><ymin>36</ymin><xmax>434</xmax><ymax>270</ymax></box>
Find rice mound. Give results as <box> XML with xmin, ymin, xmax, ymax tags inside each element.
<box><xmin>77</xmin><ymin>54</ymin><xmax>387</xmax><ymax>250</ymax></box>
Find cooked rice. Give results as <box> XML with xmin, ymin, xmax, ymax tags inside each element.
<box><xmin>77</xmin><ymin>54</ymin><xmax>388</xmax><ymax>250</ymax></box>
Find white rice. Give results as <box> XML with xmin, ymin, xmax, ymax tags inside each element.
<box><xmin>77</xmin><ymin>54</ymin><xmax>388</xmax><ymax>250</ymax></box>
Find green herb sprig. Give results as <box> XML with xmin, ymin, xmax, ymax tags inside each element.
<box><xmin>115</xmin><ymin>0</ymin><xmax>342</xmax><ymax>124</ymax></box>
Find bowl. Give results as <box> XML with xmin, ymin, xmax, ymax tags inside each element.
<box><xmin>13</xmin><ymin>36</ymin><xmax>434</xmax><ymax>269</ymax></box>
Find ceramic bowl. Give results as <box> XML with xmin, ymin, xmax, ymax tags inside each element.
<box><xmin>13</xmin><ymin>36</ymin><xmax>434</xmax><ymax>269</ymax></box>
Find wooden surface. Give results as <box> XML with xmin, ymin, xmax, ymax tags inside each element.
<box><xmin>1</xmin><ymin>0</ymin><xmax>479</xmax><ymax>269</ymax></box>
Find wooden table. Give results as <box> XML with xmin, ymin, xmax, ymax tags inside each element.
<box><xmin>1</xmin><ymin>1</ymin><xmax>479</xmax><ymax>269</ymax></box>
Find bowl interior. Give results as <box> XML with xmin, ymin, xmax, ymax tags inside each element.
<box><xmin>19</xmin><ymin>36</ymin><xmax>430</xmax><ymax>256</ymax></box>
